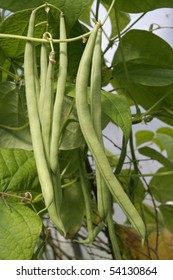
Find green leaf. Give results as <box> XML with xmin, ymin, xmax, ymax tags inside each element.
<box><xmin>59</xmin><ymin>96</ymin><xmax>85</xmax><ymax>150</ymax></box>
<box><xmin>0</xmin><ymin>199</ymin><xmax>42</xmax><ymax>259</ymax></box>
<box><xmin>0</xmin><ymin>82</ymin><xmax>27</xmax><ymax>126</ymax></box>
<box><xmin>101</xmin><ymin>91</ymin><xmax>132</xmax><ymax>143</ymax></box>
<box><xmin>157</xmin><ymin>127</ymin><xmax>173</xmax><ymax>138</ymax></box>
<box><xmin>139</xmin><ymin>146</ymin><xmax>173</xmax><ymax>169</ymax></box>
<box><xmin>0</xmin><ymin>82</ymin><xmax>20</xmax><ymax>126</ymax></box>
<box><xmin>119</xmin><ymin>169</ymin><xmax>146</xmax><ymax>214</ymax></box>
<box><xmin>0</xmin><ymin>0</ymin><xmax>43</xmax><ymax>11</ymax></box>
<box><xmin>61</xmin><ymin>182</ymin><xmax>85</xmax><ymax>238</ymax></box>
<box><xmin>112</xmin><ymin>30</ymin><xmax>173</xmax><ymax>87</ymax></box>
<box><xmin>116</xmin><ymin>0</ymin><xmax>173</xmax><ymax>13</ymax></box>
<box><xmin>159</xmin><ymin>204</ymin><xmax>173</xmax><ymax>234</ymax></box>
<box><xmin>150</xmin><ymin>167</ymin><xmax>173</xmax><ymax>203</ymax></box>
<box><xmin>0</xmin><ymin>128</ymin><xmax>32</xmax><ymax>150</ymax></box>
<box><xmin>0</xmin><ymin>148</ymin><xmax>41</xmax><ymax>198</ymax></box>
<box><xmin>67</xmin><ymin>21</ymin><xmax>87</xmax><ymax>82</ymax></box>
<box><xmin>101</xmin><ymin>1</ymin><xmax>130</xmax><ymax>38</ymax></box>
<box><xmin>60</xmin><ymin>120</ymin><xmax>85</xmax><ymax>150</ymax></box>
<box><xmin>111</xmin><ymin>29</ymin><xmax>173</xmax><ymax>126</ymax></box>
<box><xmin>113</xmin><ymin>30</ymin><xmax>173</xmax><ymax>67</ymax></box>
<box><xmin>79</xmin><ymin>0</ymin><xmax>93</xmax><ymax>27</ymax></box>
<box><xmin>0</xmin><ymin>10</ymin><xmax>45</xmax><ymax>58</ymax></box>
<box><xmin>0</xmin><ymin>81</ymin><xmax>32</xmax><ymax>150</ymax></box>
<box><xmin>154</xmin><ymin>131</ymin><xmax>173</xmax><ymax>160</ymax></box>
<box><xmin>0</xmin><ymin>0</ymin><xmax>90</xmax><ymax>30</ymax></box>
<box><xmin>135</xmin><ymin>130</ymin><xmax>154</xmax><ymax>147</ymax></box>
<box><xmin>115</xmin><ymin>64</ymin><xmax>173</xmax><ymax>87</ymax></box>
<box><xmin>142</xmin><ymin>204</ymin><xmax>163</xmax><ymax>225</ymax></box>
<box><xmin>59</xmin><ymin>149</ymin><xmax>80</xmax><ymax>176</ymax></box>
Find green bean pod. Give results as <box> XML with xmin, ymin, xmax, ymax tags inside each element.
<box><xmin>24</xmin><ymin>10</ymin><xmax>54</xmax><ymax>208</ymax></box>
<box><xmin>75</xmin><ymin>22</ymin><xmax>145</xmax><ymax>240</ymax></box>
<box><xmin>24</xmin><ymin>9</ymin><xmax>65</xmax><ymax>235</ymax></box>
<box><xmin>90</xmin><ymin>28</ymin><xmax>111</xmax><ymax>220</ymax></box>
<box><xmin>33</xmin><ymin>47</ymin><xmax>40</xmax><ymax>102</ymax></box>
<box><xmin>50</xmin><ymin>12</ymin><xmax>68</xmax><ymax>174</ymax></box>
<box><xmin>41</xmin><ymin>50</ymin><xmax>55</xmax><ymax>161</ymax></box>
<box><xmin>78</xmin><ymin>151</ymin><xmax>94</xmax><ymax>243</ymax></box>
<box><xmin>39</xmin><ymin>40</ymin><xmax>48</xmax><ymax>121</ymax></box>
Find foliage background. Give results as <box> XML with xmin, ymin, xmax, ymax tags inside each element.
<box><xmin>1</xmin><ymin>0</ymin><xmax>173</xmax><ymax>259</ymax></box>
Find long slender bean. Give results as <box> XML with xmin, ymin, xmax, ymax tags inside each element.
<box><xmin>41</xmin><ymin>49</ymin><xmax>55</xmax><ymax>161</ymax></box>
<box><xmin>75</xmin><ymin>22</ymin><xmax>145</xmax><ymax>239</ymax></box>
<box><xmin>78</xmin><ymin>151</ymin><xmax>94</xmax><ymax>243</ymax></box>
<box><xmin>107</xmin><ymin>210</ymin><xmax>122</xmax><ymax>259</ymax></box>
<box><xmin>90</xmin><ymin>28</ymin><xmax>122</xmax><ymax>258</ymax></box>
<box><xmin>24</xmin><ymin>9</ymin><xmax>65</xmax><ymax>234</ymax></box>
<box><xmin>24</xmin><ymin>9</ymin><xmax>54</xmax><ymax>208</ymax></box>
<box><xmin>33</xmin><ymin>47</ymin><xmax>40</xmax><ymax>102</ymax></box>
<box><xmin>90</xmin><ymin>28</ymin><xmax>111</xmax><ymax>220</ymax></box>
<box><xmin>39</xmin><ymin>38</ymin><xmax>48</xmax><ymax>121</ymax></box>
<box><xmin>50</xmin><ymin>12</ymin><xmax>68</xmax><ymax>174</ymax></box>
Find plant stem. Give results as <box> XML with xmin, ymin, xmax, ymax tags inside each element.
<box><xmin>101</xmin><ymin>0</ymin><xmax>116</xmax><ymax>26</ymax></box>
<box><xmin>0</xmin><ymin>66</ymin><xmax>19</xmax><ymax>81</ymax></box>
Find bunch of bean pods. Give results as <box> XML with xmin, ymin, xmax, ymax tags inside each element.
<box><xmin>24</xmin><ymin>3</ymin><xmax>145</xmax><ymax>258</ymax></box>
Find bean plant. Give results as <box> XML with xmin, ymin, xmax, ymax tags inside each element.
<box><xmin>0</xmin><ymin>0</ymin><xmax>173</xmax><ymax>260</ymax></box>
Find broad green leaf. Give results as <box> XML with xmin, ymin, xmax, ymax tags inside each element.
<box><xmin>111</xmin><ymin>30</ymin><xmax>173</xmax><ymax>126</ymax></box>
<box><xmin>0</xmin><ymin>0</ymin><xmax>43</xmax><ymax>11</ymax></box>
<box><xmin>79</xmin><ymin>0</ymin><xmax>93</xmax><ymax>26</ymax></box>
<box><xmin>60</xmin><ymin>120</ymin><xmax>85</xmax><ymax>150</ymax></box>
<box><xmin>154</xmin><ymin>132</ymin><xmax>173</xmax><ymax>160</ymax></box>
<box><xmin>0</xmin><ymin>81</ymin><xmax>32</xmax><ymax>150</ymax></box>
<box><xmin>157</xmin><ymin>127</ymin><xmax>173</xmax><ymax>138</ymax></box>
<box><xmin>0</xmin><ymin>127</ymin><xmax>32</xmax><ymax>150</ymax></box>
<box><xmin>101</xmin><ymin>1</ymin><xmax>130</xmax><ymax>38</ymax></box>
<box><xmin>0</xmin><ymin>82</ymin><xmax>20</xmax><ymax>126</ymax></box>
<box><xmin>119</xmin><ymin>83</ymin><xmax>173</xmax><ymax>126</ymax></box>
<box><xmin>101</xmin><ymin>91</ymin><xmax>132</xmax><ymax>143</ymax></box>
<box><xmin>139</xmin><ymin>146</ymin><xmax>173</xmax><ymax>169</ymax></box>
<box><xmin>0</xmin><ymin>148</ymin><xmax>41</xmax><ymax>198</ymax></box>
<box><xmin>159</xmin><ymin>205</ymin><xmax>173</xmax><ymax>234</ymax></box>
<box><xmin>116</xmin><ymin>0</ymin><xmax>173</xmax><ymax>13</ymax></box>
<box><xmin>61</xmin><ymin>182</ymin><xmax>85</xmax><ymax>238</ymax></box>
<box><xmin>112</xmin><ymin>30</ymin><xmax>173</xmax><ymax>87</ymax></box>
<box><xmin>150</xmin><ymin>167</ymin><xmax>173</xmax><ymax>203</ymax></box>
<box><xmin>0</xmin><ymin>199</ymin><xmax>42</xmax><ymax>259</ymax></box>
<box><xmin>0</xmin><ymin>0</ymin><xmax>90</xmax><ymax>30</ymax></box>
<box><xmin>115</xmin><ymin>63</ymin><xmax>173</xmax><ymax>87</ymax></box>
<box><xmin>105</xmin><ymin>148</ymin><xmax>118</xmax><ymax>168</ymax></box>
<box><xmin>135</xmin><ymin>130</ymin><xmax>154</xmax><ymax>147</ymax></box>
<box><xmin>119</xmin><ymin>169</ymin><xmax>146</xmax><ymax>214</ymax></box>
<box><xmin>59</xmin><ymin>149</ymin><xmax>80</xmax><ymax>176</ymax></box>
<box><xmin>0</xmin><ymin>9</ymin><xmax>45</xmax><ymax>58</ymax></box>
<box><xmin>142</xmin><ymin>204</ymin><xmax>163</xmax><ymax>225</ymax></box>
<box><xmin>113</xmin><ymin>30</ymin><xmax>173</xmax><ymax>67</ymax></box>
<box><xmin>59</xmin><ymin>96</ymin><xmax>85</xmax><ymax>150</ymax></box>
<box><xmin>0</xmin><ymin>82</ymin><xmax>27</xmax><ymax>126</ymax></box>
<box><xmin>67</xmin><ymin>21</ymin><xmax>87</xmax><ymax>82</ymax></box>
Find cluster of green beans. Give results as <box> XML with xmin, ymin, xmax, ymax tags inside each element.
<box><xmin>75</xmin><ymin>22</ymin><xmax>146</xmax><ymax>247</ymax></box>
<box><xmin>24</xmin><ymin>3</ymin><xmax>145</xmax><ymax>253</ymax></box>
<box><xmin>24</xmin><ymin>4</ymin><xmax>67</xmax><ymax>235</ymax></box>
